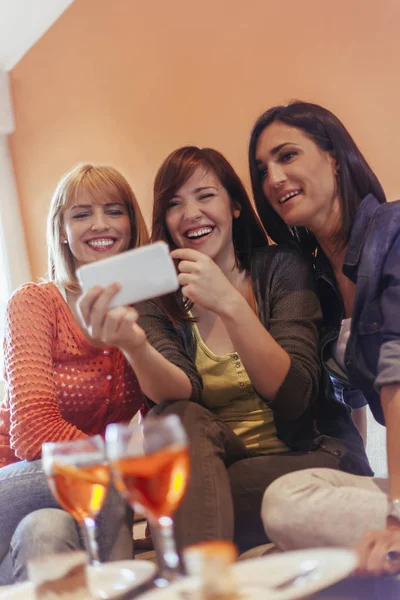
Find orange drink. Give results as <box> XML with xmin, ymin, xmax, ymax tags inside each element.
<box><xmin>42</xmin><ymin>435</ymin><xmax>108</xmax><ymax>565</ymax></box>
<box><xmin>47</xmin><ymin>461</ymin><xmax>110</xmax><ymax>522</ymax></box>
<box><xmin>111</xmin><ymin>445</ymin><xmax>189</xmax><ymax>519</ymax></box>
<box><xmin>106</xmin><ymin>416</ymin><xmax>189</xmax><ymax>581</ymax></box>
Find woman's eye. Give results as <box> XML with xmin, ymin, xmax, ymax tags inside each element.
<box><xmin>107</xmin><ymin>210</ymin><xmax>124</xmax><ymax>216</ymax></box>
<box><xmin>257</xmin><ymin>167</ymin><xmax>268</xmax><ymax>180</ymax></box>
<box><xmin>198</xmin><ymin>193</ymin><xmax>214</xmax><ymax>201</ymax></box>
<box><xmin>167</xmin><ymin>200</ymin><xmax>179</xmax><ymax>210</ymax></box>
<box><xmin>72</xmin><ymin>212</ymin><xmax>90</xmax><ymax>219</ymax></box>
<box><xmin>280</xmin><ymin>151</ymin><xmax>297</xmax><ymax>163</ymax></box>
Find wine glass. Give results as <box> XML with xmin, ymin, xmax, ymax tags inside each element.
<box><xmin>106</xmin><ymin>415</ymin><xmax>189</xmax><ymax>583</ymax></box>
<box><xmin>42</xmin><ymin>435</ymin><xmax>110</xmax><ymax>565</ymax></box>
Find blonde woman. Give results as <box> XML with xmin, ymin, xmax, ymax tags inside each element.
<box><xmin>0</xmin><ymin>164</ymin><xmax>148</xmax><ymax>584</ymax></box>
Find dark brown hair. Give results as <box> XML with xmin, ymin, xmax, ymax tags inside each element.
<box><xmin>152</xmin><ymin>146</ymin><xmax>267</xmax><ymax>324</ymax></box>
<box><xmin>249</xmin><ymin>101</ymin><xmax>386</xmax><ymax>252</ymax></box>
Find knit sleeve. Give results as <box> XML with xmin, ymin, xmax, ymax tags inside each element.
<box><xmin>3</xmin><ymin>284</ymin><xmax>86</xmax><ymax>461</ymax></box>
<box><xmin>137</xmin><ymin>299</ymin><xmax>203</xmax><ymax>403</ymax></box>
<box><xmin>266</xmin><ymin>248</ymin><xmax>322</xmax><ymax>419</ymax></box>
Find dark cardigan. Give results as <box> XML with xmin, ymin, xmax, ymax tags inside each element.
<box><xmin>138</xmin><ymin>245</ymin><xmax>371</xmax><ymax>475</ymax></box>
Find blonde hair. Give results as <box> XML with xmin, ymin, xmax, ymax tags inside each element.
<box><xmin>47</xmin><ymin>164</ymin><xmax>149</xmax><ymax>292</ymax></box>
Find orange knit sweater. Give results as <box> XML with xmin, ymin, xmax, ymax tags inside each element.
<box><xmin>0</xmin><ymin>282</ymin><xmax>143</xmax><ymax>468</ymax></box>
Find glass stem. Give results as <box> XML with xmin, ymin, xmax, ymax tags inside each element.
<box><xmin>152</xmin><ymin>516</ymin><xmax>181</xmax><ymax>582</ymax></box>
<box><xmin>80</xmin><ymin>518</ymin><xmax>101</xmax><ymax>566</ymax></box>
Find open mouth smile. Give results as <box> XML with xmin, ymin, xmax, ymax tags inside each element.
<box><xmin>279</xmin><ymin>190</ymin><xmax>301</xmax><ymax>205</ymax></box>
<box><xmin>184</xmin><ymin>226</ymin><xmax>215</xmax><ymax>242</ymax></box>
<box><xmin>86</xmin><ymin>237</ymin><xmax>118</xmax><ymax>251</ymax></box>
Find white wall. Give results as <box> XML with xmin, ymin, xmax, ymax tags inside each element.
<box><xmin>0</xmin><ymin>0</ymin><xmax>75</xmax><ymax>69</ymax></box>
<box><xmin>0</xmin><ymin>70</ymin><xmax>31</xmax><ymax>389</ymax></box>
<box><xmin>0</xmin><ymin>70</ymin><xmax>30</xmax><ymax>289</ymax></box>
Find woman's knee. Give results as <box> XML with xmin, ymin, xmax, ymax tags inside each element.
<box><xmin>262</xmin><ymin>469</ymin><xmax>319</xmax><ymax>541</ymax></box>
<box><xmin>12</xmin><ymin>508</ymin><xmax>80</xmax><ymax>554</ymax></box>
<box><xmin>262</xmin><ymin>468</ymin><xmax>340</xmax><ymax>549</ymax></box>
<box><xmin>9</xmin><ymin>508</ymin><xmax>80</xmax><ymax>582</ymax></box>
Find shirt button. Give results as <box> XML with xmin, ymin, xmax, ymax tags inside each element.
<box><xmin>233</xmin><ymin>354</ymin><xmax>239</xmax><ymax>360</ymax></box>
<box><xmin>345</xmin><ymin>359</ymin><xmax>352</xmax><ymax>368</ymax></box>
<box><xmin>105</xmin><ymin>398</ymin><xmax>110</xmax><ymax>404</ymax></box>
<box><xmin>103</xmin><ymin>350</ymin><xmax>109</xmax><ymax>356</ymax></box>
<box><xmin>106</xmin><ymin>375</ymin><xmax>112</xmax><ymax>381</ymax></box>
<box><xmin>239</xmin><ymin>382</ymin><xmax>245</xmax><ymax>387</ymax></box>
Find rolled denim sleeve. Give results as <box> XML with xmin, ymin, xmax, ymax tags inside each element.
<box><xmin>376</xmin><ymin>340</ymin><xmax>400</xmax><ymax>389</ymax></box>
<box><xmin>375</xmin><ymin>235</ymin><xmax>400</xmax><ymax>390</ymax></box>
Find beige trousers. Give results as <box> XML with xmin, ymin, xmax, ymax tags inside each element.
<box><xmin>262</xmin><ymin>468</ymin><xmax>389</xmax><ymax>549</ymax></box>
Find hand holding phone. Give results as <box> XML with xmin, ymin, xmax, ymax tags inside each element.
<box><xmin>76</xmin><ymin>241</ymin><xmax>179</xmax><ymax>308</ymax></box>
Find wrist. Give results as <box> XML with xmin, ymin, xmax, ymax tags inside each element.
<box><xmin>218</xmin><ymin>292</ymin><xmax>247</xmax><ymax>320</ymax></box>
<box><xmin>121</xmin><ymin>338</ymin><xmax>148</xmax><ymax>360</ymax></box>
<box><xmin>387</xmin><ymin>499</ymin><xmax>400</xmax><ymax>529</ymax></box>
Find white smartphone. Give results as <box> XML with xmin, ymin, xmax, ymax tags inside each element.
<box><xmin>76</xmin><ymin>241</ymin><xmax>179</xmax><ymax>308</ymax></box>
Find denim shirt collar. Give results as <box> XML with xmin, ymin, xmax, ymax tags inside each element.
<box><xmin>314</xmin><ymin>194</ymin><xmax>380</xmax><ymax>284</ymax></box>
<box><xmin>342</xmin><ymin>194</ymin><xmax>380</xmax><ymax>281</ymax></box>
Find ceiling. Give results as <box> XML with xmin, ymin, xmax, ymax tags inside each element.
<box><xmin>0</xmin><ymin>0</ymin><xmax>74</xmax><ymax>70</ymax></box>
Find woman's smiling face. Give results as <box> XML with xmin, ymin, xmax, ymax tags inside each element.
<box><xmin>62</xmin><ymin>196</ymin><xmax>131</xmax><ymax>270</ymax></box>
<box><xmin>255</xmin><ymin>121</ymin><xmax>340</xmax><ymax>231</ymax></box>
<box><xmin>165</xmin><ymin>166</ymin><xmax>238</xmax><ymax>265</ymax></box>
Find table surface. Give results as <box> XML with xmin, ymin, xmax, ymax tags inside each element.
<box><xmin>1</xmin><ymin>571</ymin><xmax>400</xmax><ymax>599</ymax></box>
<box><xmin>123</xmin><ymin>573</ymin><xmax>400</xmax><ymax>600</ymax></box>
<box><xmin>307</xmin><ymin>574</ymin><xmax>400</xmax><ymax>599</ymax></box>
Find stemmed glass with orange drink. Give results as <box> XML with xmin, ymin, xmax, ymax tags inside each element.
<box><xmin>106</xmin><ymin>415</ymin><xmax>189</xmax><ymax>583</ymax></box>
<box><xmin>42</xmin><ymin>435</ymin><xmax>110</xmax><ymax>565</ymax></box>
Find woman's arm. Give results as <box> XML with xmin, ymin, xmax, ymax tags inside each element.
<box><xmin>263</xmin><ymin>248</ymin><xmax>322</xmax><ymax>419</ymax></box>
<box><xmin>376</xmin><ymin>234</ymin><xmax>400</xmax><ymax>499</ymax></box>
<box><xmin>354</xmin><ymin>236</ymin><xmax>400</xmax><ymax>574</ymax></box>
<box><xmin>215</xmin><ymin>290</ymin><xmax>291</xmax><ymax>400</ymax></box>
<box><xmin>76</xmin><ymin>284</ymin><xmax>201</xmax><ymax>404</ymax></box>
<box><xmin>172</xmin><ymin>247</ymin><xmax>321</xmax><ymax>419</ymax></box>
<box><xmin>4</xmin><ymin>284</ymin><xmax>87</xmax><ymax>461</ymax></box>
<box><xmin>383</xmin><ymin>384</ymin><xmax>400</xmax><ymax>501</ymax></box>
<box><xmin>356</xmin><ymin>383</ymin><xmax>400</xmax><ymax>575</ymax></box>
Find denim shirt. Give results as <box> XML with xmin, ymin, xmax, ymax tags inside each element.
<box><xmin>315</xmin><ymin>251</ymin><xmax>368</xmax><ymax>411</ymax></box>
<box><xmin>316</xmin><ymin>194</ymin><xmax>400</xmax><ymax>426</ymax></box>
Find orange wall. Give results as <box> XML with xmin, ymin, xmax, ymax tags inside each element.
<box><xmin>9</xmin><ymin>0</ymin><xmax>400</xmax><ymax>280</ymax></box>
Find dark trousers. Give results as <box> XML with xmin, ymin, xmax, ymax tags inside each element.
<box><xmin>149</xmin><ymin>400</ymin><xmax>341</xmax><ymax>552</ymax></box>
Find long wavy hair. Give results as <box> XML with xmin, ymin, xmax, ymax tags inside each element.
<box><xmin>152</xmin><ymin>146</ymin><xmax>268</xmax><ymax>324</ymax></box>
<box><xmin>249</xmin><ymin>101</ymin><xmax>386</xmax><ymax>253</ymax></box>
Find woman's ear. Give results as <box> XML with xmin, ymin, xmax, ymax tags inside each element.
<box><xmin>233</xmin><ymin>207</ymin><xmax>241</xmax><ymax>219</ymax></box>
<box><xmin>328</xmin><ymin>151</ymin><xmax>339</xmax><ymax>175</ymax></box>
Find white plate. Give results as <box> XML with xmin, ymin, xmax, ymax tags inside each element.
<box><xmin>141</xmin><ymin>548</ymin><xmax>358</xmax><ymax>600</ymax></box>
<box><xmin>0</xmin><ymin>560</ymin><xmax>156</xmax><ymax>599</ymax></box>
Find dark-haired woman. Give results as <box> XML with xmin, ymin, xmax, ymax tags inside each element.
<box><xmin>249</xmin><ymin>101</ymin><xmax>400</xmax><ymax>574</ymax></box>
<box><xmin>78</xmin><ymin>146</ymin><xmax>370</xmax><ymax>554</ymax></box>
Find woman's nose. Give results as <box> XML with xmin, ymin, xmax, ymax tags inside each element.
<box><xmin>90</xmin><ymin>212</ymin><xmax>110</xmax><ymax>230</ymax></box>
<box><xmin>182</xmin><ymin>202</ymin><xmax>202</xmax><ymax>221</ymax></box>
<box><xmin>267</xmin><ymin>163</ymin><xmax>286</xmax><ymax>187</ymax></box>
